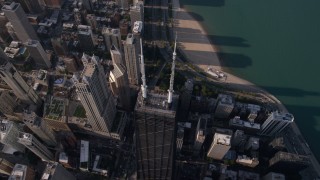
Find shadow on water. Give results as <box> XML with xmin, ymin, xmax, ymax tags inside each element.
<box><xmin>180</xmin><ymin>0</ymin><xmax>225</xmax><ymax>7</ymax></box>
<box><xmin>262</xmin><ymin>86</ymin><xmax>320</xmax><ymax>97</ymax></box>
<box><xmin>217</xmin><ymin>52</ymin><xmax>252</xmax><ymax>68</ymax></box>
<box><xmin>208</xmin><ymin>35</ymin><xmax>250</xmax><ymax>47</ymax></box>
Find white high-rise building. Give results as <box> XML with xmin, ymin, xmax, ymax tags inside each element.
<box><xmin>18</xmin><ymin>132</ymin><xmax>54</xmax><ymax>161</ymax></box>
<box><xmin>194</xmin><ymin>117</ymin><xmax>207</xmax><ymax>152</ymax></box>
<box><xmin>24</xmin><ymin>39</ymin><xmax>51</xmax><ymax>69</ymax></box>
<box><xmin>214</xmin><ymin>94</ymin><xmax>234</xmax><ymax>119</ymax></box>
<box><xmin>2</xmin><ymin>2</ymin><xmax>39</xmax><ymax>42</ymax></box>
<box><xmin>75</xmin><ymin>54</ymin><xmax>116</xmax><ymax>136</ymax></box>
<box><xmin>23</xmin><ymin>111</ymin><xmax>57</xmax><ymax>146</ymax></box>
<box><xmin>259</xmin><ymin>111</ymin><xmax>294</xmax><ymax>136</ymax></box>
<box><xmin>207</xmin><ymin>129</ymin><xmax>232</xmax><ymax>160</ymax></box>
<box><xmin>0</xmin><ymin>61</ymin><xmax>42</xmax><ymax>105</ymax></box>
<box><xmin>0</xmin><ymin>121</ymin><xmax>25</xmax><ymax>152</ymax></box>
<box><xmin>123</xmin><ymin>34</ymin><xmax>140</xmax><ymax>85</ymax></box>
<box><xmin>102</xmin><ymin>28</ymin><xmax>122</xmax><ymax>51</ymax></box>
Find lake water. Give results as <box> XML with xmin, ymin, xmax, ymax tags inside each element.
<box><xmin>180</xmin><ymin>0</ymin><xmax>320</xmax><ymax>160</ymax></box>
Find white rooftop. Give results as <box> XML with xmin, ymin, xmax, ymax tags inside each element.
<box><xmin>214</xmin><ymin>132</ymin><xmax>231</xmax><ymax>146</ymax></box>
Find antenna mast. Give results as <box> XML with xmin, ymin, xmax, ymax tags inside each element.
<box><xmin>167</xmin><ymin>34</ymin><xmax>177</xmax><ymax>104</ymax></box>
<box><xmin>140</xmin><ymin>38</ymin><xmax>147</xmax><ymax>99</ymax></box>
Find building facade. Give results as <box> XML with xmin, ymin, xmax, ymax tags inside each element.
<box><xmin>78</xmin><ymin>25</ymin><xmax>95</xmax><ymax>52</ymax></box>
<box><xmin>24</xmin><ymin>39</ymin><xmax>51</xmax><ymax>69</ymax></box>
<box><xmin>75</xmin><ymin>54</ymin><xmax>116</xmax><ymax>136</ymax></box>
<box><xmin>2</xmin><ymin>2</ymin><xmax>39</xmax><ymax>42</ymax></box>
<box><xmin>102</xmin><ymin>28</ymin><xmax>122</xmax><ymax>52</ymax></box>
<box><xmin>207</xmin><ymin>129</ymin><xmax>232</xmax><ymax>160</ymax></box>
<box><xmin>259</xmin><ymin>111</ymin><xmax>294</xmax><ymax>136</ymax></box>
<box><xmin>123</xmin><ymin>34</ymin><xmax>140</xmax><ymax>85</ymax></box>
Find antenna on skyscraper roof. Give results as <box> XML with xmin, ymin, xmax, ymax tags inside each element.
<box><xmin>140</xmin><ymin>38</ymin><xmax>147</xmax><ymax>99</ymax></box>
<box><xmin>167</xmin><ymin>33</ymin><xmax>177</xmax><ymax>105</ymax></box>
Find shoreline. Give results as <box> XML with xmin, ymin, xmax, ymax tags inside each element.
<box><xmin>172</xmin><ymin>0</ymin><xmax>320</xmax><ymax>176</ymax></box>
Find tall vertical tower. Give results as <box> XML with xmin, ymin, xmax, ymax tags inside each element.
<box><xmin>130</xmin><ymin>2</ymin><xmax>143</xmax><ymax>28</ymax></box>
<box><xmin>0</xmin><ymin>61</ymin><xmax>42</xmax><ymax>105</ymax></box>
<box><xmin>259</xmin><ymin>111</ymin><xmax>294</xmax><ymax>136</ymax></box>
<box><xmin>109</xmin><ymin>63</ymin><xmax>131</xmax><ymax>110</ymax></box>
<box><xmin>207</xmin><ymin>129</ymin><xmax>232</xmax><ymax>160</ymax></box>
<box><xmin>134</xmin><ymin>38</ymin><xmax>179</xmax><ymax>179</ymax></box>
<box><xmin>77</xmin><ymin>25</ymin><xmax>95</xmax><ymax>52</ymax></box>
<box><xmin>23</xmin><ymin>111</ymin><xmax>57</xmax><ymax>146</ymax></box>
<box><xmin>102</xmin><ymin>28</ymin><xmax>122</xmax><ymax>51</ymax></box>
<box><xmin>214</xmin><ymin>94</ymin><xmax>235</xmax><ymax>119</ymax></box>
<box><xmin>24</xmin><ymin>40</ymin><xmax>51</xmax><ymax>69</ymax></box>
<box><xmin>75</xmin><ymin>54</ymin><xmax>116</xmax><ymax>136</ymax></box>
<box><xmin>16</xmin><ymin>0</ymin><xmax>44</xmax><ymax>14</ymax></box>
<box><xmin>194</xmin><ymin>117</ymin><xmax>207</xmax><ymax>152</ymax></box>
<box><xmin>18</xmin><ymin>132</ymin><xmax>54</xmax><ymax>162</ymax></box>
<box><xmin>2</xmin><ymin>2</ymin><xmax>39</xmax><ymax>42</ymax></box>
<box><xmin>0</xmin><ymin>121</ymin><xmax>25</xmax><ymax>152</ymax></box>
<box><xmin>123</xmin><ymin>33</ymin><xmax>140</xmax><ymax>85</ymax></box>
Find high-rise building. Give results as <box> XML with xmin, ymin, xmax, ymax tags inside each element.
<box><xmin>245</xmin><ymin>137</ymin><xmax>259</xmax><ymax>151</ymax></box>
<box><xmin>269</xmin><ymin>151</ymin><xmax>310</xmax><ymax>173</ymax></box>
<box><xmin>0</xmin><ymin>90</ymin><xmax>17</xmax><ymax>116</ymax></box>
<box><xmin>260</xmin><ymin>111</ymin><xmax>294</xmax><ymax>136</ymax></box>
<box><xmin>0</xmin><ymin>61</ymin><xmax>41</xmax><ymax>105</ymax></box>
<box><xmin>78</xmin><ymin>25</ymin><xmax>95</xmax><ymax>52</ymax></box>
<box><xmin>102</xmin><ymin>28</ymin><xmax>122</xmax><ymax>51</ymax></box>
<box><xmin>8</xmin><ymin>164</ymin><xmax>35</xmax><ymax>180</ymax></box>
<box><xmin>135</xmin><ymin>38</ymin><xmax>179</xmax><ymax>179</ymax></box>
<box><xmin>110</xmin><ymin>45</ymin><xmax>124</xmax><ymax>65</ymax></box>
<box><xmin>194</xmin><ymin>117</ymin><xmax>207</xmax><ymax>152</ymax></box>
<box><xmin>236</xmin><ymin>155</ymin><xmax>259</xmax><ymax>168</ymax></box>
<box><xmin>130</xmin><ymin>2</ymin><xmax>143</xmax><ymax>28</ymax></box>
<box><xmin>135</xmin><ymin>92</ymin><xmax>179</xmax><ymax>179</ymax></box>
<box><xmin>207</xmin><ymin>129</ymin><xmax>232</xmax><ymax>160</ymax></box>
<box><xmin>18</xmin><ymin>132</ymin><xmax>54</xmax><ymax>161</ymax></box>
<box><xmin>0</xmin><ymin>158</ymin><xmax>14</xmax><ymax>176</ymax></box>
<box><xmin>231</xmin><ymin>130</ymin><xmax>247</xmax><ymax>148</ymax></box>
<box><xmin>123</xmin><ymin>34</ymin><xmax>140</xmax><ymax>85</ymax></box>
<box><xmin>23</xmin><ymin>111</ymin><xmax>57</xmax><ymax>146</ymax></box>
<box><xmin>214</xmin><ymin>94</ymin><xmax>234</xmax><ymax>119</ymax></box>
<box><xmin>75</xmin><ymin>54</ymin><xmax>116</xmax><ymax>136</ymax></box>
<box><xmin>16</xmin><ymin>0</ymin><xmax>44</xmax><ymax>14</ymax></box>
<box><xmin>41</xmin><ymin>162</ymin><xmax>76</xmax><ymax>180</ymax></box>
<box><xmin>5</xmin><ymin>22</ymin><xmax>18</xmax><ymax>41</ymax></box>
<box><xmin>180</xmin><ymin>79</ymin><xmax>193</xmax><ymax>113</ymax></box>
<box><xmin>0</xmin><ymin>121</ymin><xmax>25</xmax><ymax>152</ymax></box>
<box><xmin>24</xmin><ymin>39</ymin><xmax>51</xmax><ymax>69</ymax></box>
<box><xmin>43</xmin><ymin>0</ymin><xmax>63</xmax><ymax>9</ymax></box>
<box><xmin>109</xmin><ymin>63</ymin><xmax>131</xmax><ymax>110</ymax></box>
<box><xmin>2</xmin><ymin>2</ymin><xmax>39</xmax><ymax>42</ymax></box>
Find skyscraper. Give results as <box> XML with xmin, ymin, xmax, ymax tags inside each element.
<box><xmin>109</xmin><ymin>63</ymin><xmax>131</xmax><ymax>110</ymax></box>
<box><xmin>0</xmin><ymin>60</ymin><xmax>41</xmax><ymax>105</ymax></box>
<box><xmin>123</xmin><ymin>34</ymin><xmax>140</xmax><ymax>85</ymax></box>
<box><xmin>23</xmin><ymin>111</ymin><xmax>57</xmax><ymax>146</ymax></box>
<box><xmin>110</xmin><ymin>45</ymin><xmax>124</xmax><ymax>65</ymax></box>
<box><xmin>2</xmin><ymin>2</ymin><xmax>39</xmax><ymax>42</ymax></box>
<box><xmin>0</xmin><ymin>90</ymin><xmax>17</xmax><ymax>116</ymax></box>
<box><xmin>0</xmin><ymin>121</ymin><xmax>25</xmax><ymax>152</ymax></box>
<box><xmin>80</xmin><ymin>0</ymin><xmax>93</xmax><ymax>12</ymax></box>
<box><xmin>41</xmin><ymin>162</ymin><xmax>76</xmax><ymax>180</ymax></box>
<box><xmin>207</xmin><ymin>129</ymin><xmax>232</xmax><ymax>160</ymax></box>
<box><xmin>18</xmin><ymin>132</ymin><xmax>54</xmax><ymax>161</ymax></box>
<box><xmin>78</xmin><ymin>25</ymin><xmax>95</xmax><ymax>52</ymax></box>
<box><xmin>269</xmin><ymin>151</ymin><xmax>310</xmax><ymax>173</ymax></box>
<box><xmin>51</xmin><ymin>37</ymin><xmax>68</xmax><ymax>56</ymax></box>
<box><xmin>214</xmin><ymin>94</ymin><xmax>235</xmax><ymax>119</ymax></box>
<box><xmin>194</xmin><ymin>117</ymin><xmax>207</xmax><ymax>152</ymax></box>
<box><xmin>135</xmin><ymin>38</ymin><xmax>178</xmax><ymax>179</ymax></box>
<box><xmin>102</xmin><ymin>27</ymin><xmax>122</xmax><ymax>51</ymax></box>
<box><xmin>75</xmin><ymin>54</ymin><xmax>116</xmax><ymax>136</ymax></box>
<box><xmin>24</xmin><ymin>39</ymin><xmax>51</xmax><ymax>69</ymax></box>
<box><xmin>259</xmin><ymin>111</ymin><xmax>294</xmax><ymax>136</ymax></box>
<box><xmin>130</xmin><ymin>2</ymin><xmax>143</xmax><ymax>28</ymax></box>
<box><xmin>16</xmin><ymin>0</ymin><xmax>44</xmax><ymax>14</ymax></box>
<box><xmin>116</xmin><ymin>0</ymin><xmax>129</xmax><ymax>9</ymax></box>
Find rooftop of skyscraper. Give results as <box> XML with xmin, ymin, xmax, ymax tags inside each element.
<box><xmin>214</xmin><ymin>132</ymin><xmax>232</xmax><ymax>146</ymax></box>
<box><xmin>271</xmin><ymin>111</ymin><xmax>294</xmax><ymax>122</ymax></box>
<box><xmin>8</xmin><ymin>164</ymin><xmax>29</xmax><ymax>180</ymax></box>
<box><xmin>78</xmin><ymin>25</ymin><xmax>92</xmax><ymax>35</ymax></box>
<box><xmin>135</xmin><ymin>91</ymin><xmax>179</xmax><ymax>117</ymax></box>
<box><xmin>2</xmin><ymin>2</ymin><xmax>19</xmax><ymax>11</ymax></box>
<box><xmin>43</xmin><ymin>97</ymin><xmax>67</xmax><ymax>122</ymax></box>
<box><xmin>41</xmin><ymin>162</ymin><xmax>60</xmax><ymax>180</ymax></box>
